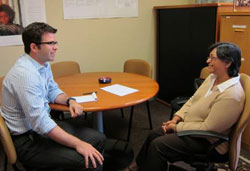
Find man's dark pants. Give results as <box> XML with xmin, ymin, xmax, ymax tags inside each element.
<box><xmin>12</xmin><ymin>119</ymin><xmax>106</xmax><ymax>171</ymax></box>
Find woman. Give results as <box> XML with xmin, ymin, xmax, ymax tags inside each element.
<box><xmin>0</xmin><ymin>4</ymin><xmax>23</xmax><ymax>35</ymax></box>
<box><xmin>126</xmin><ymin>42</ymin><xmax>245</xmax><ymax>171</ymax></box>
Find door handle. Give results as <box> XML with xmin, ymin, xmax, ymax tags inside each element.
<box><xmin>233</xmin><ymin>28</ymin><xmax>245</xmax><ymax>32</ymax></box>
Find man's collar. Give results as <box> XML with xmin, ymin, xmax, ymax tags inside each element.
<box><xmin>24</xmin><ymin>54</ymin><xmax>49</xmax><ymax>71</ymax></box>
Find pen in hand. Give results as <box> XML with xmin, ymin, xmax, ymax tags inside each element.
<box><xmin>82</xmin><ymin>91</ymin><xmax>98</xmax><ymax>95</ymax></box>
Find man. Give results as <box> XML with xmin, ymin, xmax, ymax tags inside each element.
<box><xmin>1</xmin><ymin>22</ymin><xmax>106</xmax><ymax>170</ymax></box>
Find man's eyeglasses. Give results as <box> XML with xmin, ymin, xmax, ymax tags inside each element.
<box><xmin>36</xmin><ymin>41</ymin><xmax>58</xmax><ymax>45</ymax></box>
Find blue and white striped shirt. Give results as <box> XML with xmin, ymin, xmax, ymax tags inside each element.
<box><xmin>1</xmin><ymin>54</ymin><xmax>64</xmax><ymax>135</ymax></box>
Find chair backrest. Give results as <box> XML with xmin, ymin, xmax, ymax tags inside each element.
<box><xmin>229</xmin><ymin>73</ymin><xmax>250</xmax><ymax>170</ymax></box>
<box><xmin>0</xmin><ymin>113</ymin><xmax>17</xmax><ymax>164</ymax></box>
<box><xmin>51</xmin><ymin>61</ymin><xmax>81</xmax><ymax>78</ymax></box>
<box><xmin>123</xmin><ymin>59</ymin><xmax>152</xmax><ymax>78</ymax></box>
<box><xmin>199</xmin><ymin>66</ymin><xmax>210</xmax><ymax>79</ymax></box>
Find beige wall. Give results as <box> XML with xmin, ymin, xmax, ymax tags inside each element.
<box><xmin>0</xmin><ymin>0</ymin><xmax>195</xmax><ymax>78</ymax></box>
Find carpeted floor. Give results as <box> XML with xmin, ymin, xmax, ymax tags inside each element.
<box><xmin>0</xmin><ymin>100</ymin><xmax>249</xmax><ymax>171</ymax></box>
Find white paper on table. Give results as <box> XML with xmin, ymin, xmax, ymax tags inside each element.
<box><xmin>100</xmin><ymin>84</ymin><xmax>138</xmax><ymax>96</ymax></box>
<box><xmin>73</xmin><ymin>92</ymin><xmax>97</xmax><ymax>103</ymax></box>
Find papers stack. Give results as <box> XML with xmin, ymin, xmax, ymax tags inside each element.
<box><xmin>73</xmin><ymin>92</ymin><xmax>97</xmax><ymax>103</ymax></box>
<box><xmin>100</xmin><ymin>84</ymin><xmax>138</xmax><ymax>96</ymax></box>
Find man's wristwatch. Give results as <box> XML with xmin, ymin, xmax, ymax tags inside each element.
<box><xmin>66</xmin><ymin>97</ymin><xmax>76</xmax><ymax>106</ymax></box>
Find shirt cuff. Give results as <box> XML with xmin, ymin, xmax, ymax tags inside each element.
<box><xmin>38</xmin><ymin>117</ymin><xmax>57</xmax><ymax>135</ymax></box>
<box><xmin>50</xmin><ymin>89</ymin><xmax>64</xmax><ymax>103</ymax></box>
<box><xmin>174</xmin><ymin>124</ymin><xmax>177</xmax><ymax>133</ymax></box>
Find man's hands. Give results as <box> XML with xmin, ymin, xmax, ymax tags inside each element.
<box><xmin>47</xmin><ymin>126</ymin><xmax>104</xmax><ymax>169</ymax></box>
<box><xmin>54</xmin><ymin>94</ymin><xmax>83</xmax><ymax>118</ymax></box>
<box><xmin>68</xmin><ymin>100</ymin><xmax>83</xmax><ymax>118</ymax></box>
<box><xmin>52</xmin><ymin>94</ymin><xmax>103</xmax><ymax>169</ymax></box>
<box><xmin>76</xmin><ymin>141</ymin><xmax>104</xmax><ymax>169</ymax></box>
<box><xmin>68</xmin><ymin>100</ymin><xmax>104</xmax><ymax>168</ymax></box>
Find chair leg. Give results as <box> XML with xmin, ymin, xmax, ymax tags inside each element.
<box><xmin>60</xmin><ymin>112</ymin><xmax>65</xmax><ymax>120</ymax></box>
<box><xmin>85</xmin><ymin>112</ymin><xmax>88</xmax><ymax>119</ymax></box>
<box><xmin>146</xmin><ymin>101</ymin><xmax>153</xmax><ymax>130</ymax></box>
<box><xmin>120</xmin><ymin>108</ymin><xmax>124</xmax><ymax>118</ymax></box>
<box><xmin>12</xmin><ymin>164</ymin><xmax>24</xmax><ymax>171</ymax></box>
<box><xmin>127</xmin><ymin>106</ymin><xmax>134</xmax><ymax>142</ymax></box>
<box><xmin>4</xmin><ymin>153</ymin><xmax>7</xmax><ymax>171</ymax></box>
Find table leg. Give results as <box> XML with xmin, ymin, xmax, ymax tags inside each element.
<box><xmin>92</xmin><ymin>111</ymin><xmax>104</xmax><ymax>133</ymax></box>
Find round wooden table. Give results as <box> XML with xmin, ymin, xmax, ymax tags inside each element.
<box><xmin>50</xmin><ymin>72</ymin><xmax>159</xmax><ymax>132</ymax></box>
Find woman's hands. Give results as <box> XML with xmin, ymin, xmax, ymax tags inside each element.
<box><xmin>161</xmin><ymin>115</ymin><xmax>182</xmax><ymax>134</ymax></box>
<box><xmin>162</xmin><ymin>121</ymin><xmax>176</xmax><ymax>134</ymax></box>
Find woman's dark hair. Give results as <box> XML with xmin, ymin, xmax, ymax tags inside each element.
<box><xmin>208</xmin><ymin>42</ymin><xmax>241</xmax><ymax>77</ymax></box>
<box><xmin>22</xmin><ymin>22</ymin><xmax>57</xmax><ymax>54</ymax></box>
<box><xmin>0</xmin><ymin>4</ymin><xmax>15</xmax><ymax>24</ymax></box>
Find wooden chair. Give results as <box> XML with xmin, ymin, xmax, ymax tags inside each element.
<box><xmin>175</xmin><ymin>73</ymin><xmax>250</xmax><ymax>171</ymax></box>
<box><xmin>200</xmin><ymin>66</ymin><xmax>210</xmax><ymax>79</ymax></box>
<box><xmin>51</xmin><ymin>61</ymin><xmax>80</xmax><ymax>78</ymax></box>
<box><xmin>123</xmin><ymin>59</ymin><xmax>152</xmax><ymax>78</ymax></box>
<box><xmin>0</xmin><ymin>114</ymin><xmax>17</xmax><ymax>171</ymax></box>
<box><xmin>122</xmin><ymin>59</ymin><xmax>152</xmax><ymax>142</ymax></box>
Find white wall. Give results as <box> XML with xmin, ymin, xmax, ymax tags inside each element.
<box><xmin>0</xmin><ymin>0</ymin><xmax>195</xmax><ymax>78</ymax></box>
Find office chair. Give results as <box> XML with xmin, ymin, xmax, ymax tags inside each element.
<box><xmin>173</xmin><ymin>73</ymin><xmax>250</xmax><ymax>171</ymax></box>
<box><xmin>51</xmin><ymin>61</ymin><xmax>81</xmax><ymax>78</ymax></box>
<box><xmin>122</xmin><ymin>59</ymin><xmax>152</xmax><ymax>142</ymax></box>
<box><xmin>170</xmin><ymin>66</ymin><xmax>210</xmax><ymax>119</ymax></box>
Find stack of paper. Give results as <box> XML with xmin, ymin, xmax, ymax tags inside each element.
<box><xmin>73</xmin><ymin>92</ymin><xmax>97</xmax><ymax>103</ymax></box>
<box><xmin>100</xmin><ymin>84</ymin><xmax>138</xmax><ymax>96</ymax></box>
